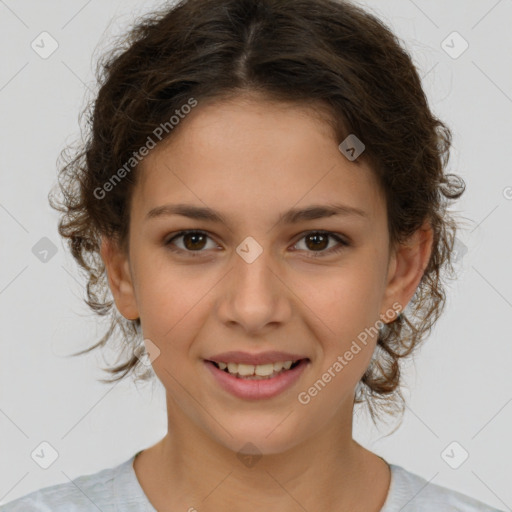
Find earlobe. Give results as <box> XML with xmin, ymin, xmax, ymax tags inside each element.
<box><xmin>381</xmin><ymin>222</ymin><xmax>434</xmax><ymax>321</ymax></box>
<box><xmin>100</xmin><ymin>236</ymin><xmax>140</xmax><ymax>321</ymax></box>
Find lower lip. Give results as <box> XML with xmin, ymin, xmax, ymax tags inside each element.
<box><xmin>204</xmin><ymin>359</ymin><xmax>309</xmax><ymax>400</ymax></box>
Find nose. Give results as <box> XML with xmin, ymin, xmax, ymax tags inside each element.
<box><xmin>216</xmin><ymin>245</ymin><xmax>292</xmax><ymax>335</ymax></box>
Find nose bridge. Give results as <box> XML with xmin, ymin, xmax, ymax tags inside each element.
<box><xmin>219</xmin><ymin>237</ymin><xmax>291</xmax><ymax>331</ymax></box>
<box><xmin>233</xmin><ymin>238</ymin><xmax>279</xmax><ymax>301</ymax></box>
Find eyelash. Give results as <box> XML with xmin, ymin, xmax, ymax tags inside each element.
<box><xmin>164</xmin><ymin>230</ymin><xmax>350</xmax><ymax>259</ymax></box>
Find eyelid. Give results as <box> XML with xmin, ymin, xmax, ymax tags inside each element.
<box><xmin>290</xmin><ymin>230</ymin><xmax>349</xmax><ymax>258</ymax></box>
<box><xmin>164</xmin><ymin>230</ymin><xmax>220</xmax><ymax>255</ymax></box>
<box><xmin>164</xmin><ymin>229</ymin><xmax>350</xmax><ymax>258</ymax></box>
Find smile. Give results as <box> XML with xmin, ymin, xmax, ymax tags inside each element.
<box><xmin>211</xmin><ymin>360</ymin><xmax>301</xmax><ymax>379</ymax></box>
<box><xmin>204</xmin><ymin>358</ymin><xmax>310</xmax><ymax>400</ymax></box>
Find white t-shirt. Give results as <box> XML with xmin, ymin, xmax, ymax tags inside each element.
<box><xmin>0</xmin><ymin>451</ymin><xmax>504</xmax><ymax>511</ymax></box>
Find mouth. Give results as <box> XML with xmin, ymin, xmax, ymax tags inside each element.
<box><xmin>206</xmin><ymin>359</ymin><xmax>306</xmax><ymax>380</ymax></box>
<box><xmin>204</xmin><ymin>358</ymin><xmax>310</xmax><ymax>400</ymax></box>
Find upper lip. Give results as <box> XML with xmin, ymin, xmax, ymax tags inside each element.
<box><xmin>206</xmin><ymin>351</ymin><xmax>309</xmax><ymax>365</ymax></box>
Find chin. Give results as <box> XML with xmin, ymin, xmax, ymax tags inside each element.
<box><xmin>211</xmin><ymin>419</ymin><xmax>307</xmax><ymax>458</ymax></box>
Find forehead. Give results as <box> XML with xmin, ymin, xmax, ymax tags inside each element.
<box><xmin>133</xmin><ymin>95</ymin><xmax>384</xmax><ymax>226</ymax></box>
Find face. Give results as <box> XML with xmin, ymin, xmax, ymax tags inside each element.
<box><xmin>101</xmin><ymin>93</ymin><xmax>431</xmax><ymax>456</ymax></box>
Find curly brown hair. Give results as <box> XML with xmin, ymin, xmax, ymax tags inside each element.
<box><xmin>49</xmin><ymin>0</ymin><xmax>465</xmax><ymax>427</ymax></box>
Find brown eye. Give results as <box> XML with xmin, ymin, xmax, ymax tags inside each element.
<box><xmin>165</xmin><ymin>230</ymin><xmax>217</xmax><ymax>255</ymax></box>
<box><xmin>304</xmin><ymin>233</ymin><xmax>329</xmax><ymax>251</ymax></box>
<box><xmin>164</xmin><ymin>229</ymin><xmax>349</xmax><ymax>259</ymax></box>
<box><xmin>293</xmin><ymin>231</ymin><xmax>349</xmax><ymax>258</ymax></box>
<box><xmin>182</xmin><ymin>232</ymin><xmax>208</xmax><ymax>250</ymax></box>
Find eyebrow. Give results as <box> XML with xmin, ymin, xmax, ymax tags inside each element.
<box><xmin>145</xmin><ymin>202</ymin><xmax>368</xmax><ymax>225</ymax></box>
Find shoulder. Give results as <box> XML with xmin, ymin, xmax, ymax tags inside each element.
<box><xmin>382</xmin><ymin>463</ymin><xmax>505</xmax><ymax>512</ymax></box>
<box><xmin>0</xmin><ymin>456</ymin><xmax>135</xmax><ymax>512</ymax></box>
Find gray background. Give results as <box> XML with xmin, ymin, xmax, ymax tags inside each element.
<box><xmin>0</xmin><ymin>0</ymin><xmax>511</xmax><ymax>508</ymax></box>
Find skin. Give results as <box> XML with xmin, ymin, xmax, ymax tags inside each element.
<box><xmin>100</xmin><ymin>92</ymin><xmax>433</xmax><ymax>512</ymax></box>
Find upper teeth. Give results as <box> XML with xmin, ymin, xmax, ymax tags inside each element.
<box><xmin>217</xmin><ymin>360</ymin><xmax>295</xmax><ymax>376</ymax></box>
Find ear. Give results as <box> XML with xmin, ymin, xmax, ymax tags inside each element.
<box><xmin>380</xmin><ymin>221</ymin><xmax>434</xmax><ymax>321</ymax></box>
<box><xmin>100</xmin><ymin>236</ymin><xmax>139</xmax><ymax>321</ymax></box>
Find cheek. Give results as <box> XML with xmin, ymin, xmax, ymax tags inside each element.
<box><xmin>298</xmin><ymin>275</ymin><xmax>382</xmax><ymax>408</ymax></box>
<box><xmin>136</xmin><ymin>253</ymin><xmax>212</xmax><ymax>318</ymax></box>
<box><xmin>299</xmin><ymin>261</ymin><xmax>385</xmax><ymax>335</ymax></box>
<box><xmin>295</xmin><ymin>261</ymin><xmax>386</xmax><ymax>386</ymax></box>
<box><xmin>134</xmin><ymin>262</ymin><xmax>216</xmax><ymax>363</ymax></box>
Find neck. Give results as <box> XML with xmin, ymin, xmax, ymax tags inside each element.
<box><xmin>133</xmin><ymin>393</ymin><xmax>391</xmax><ymax>512</ymax></box>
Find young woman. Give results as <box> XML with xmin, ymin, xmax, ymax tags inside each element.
<box><xmin>1</xmin><ymin>0</ymin><xmax>503</xmax><ymax>510</ymax></box>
